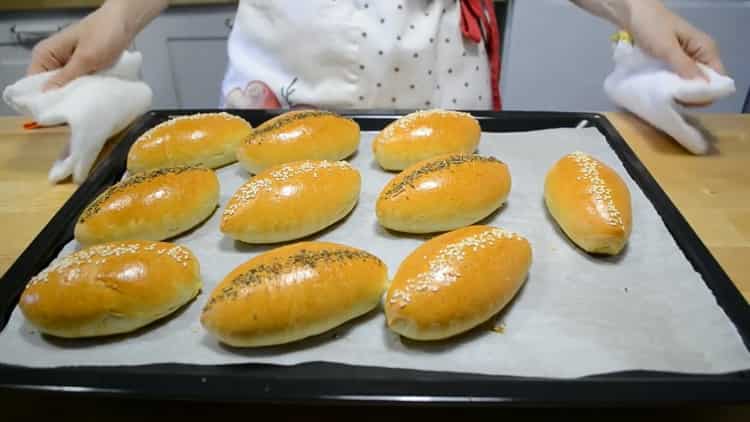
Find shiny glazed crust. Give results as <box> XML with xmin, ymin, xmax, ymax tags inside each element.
<box><xmin>376</xmin><ymin>154</ymin><xmax>511</xmax><ymax>233</ymax></box>
<box><xmin>74</xmin><ymin>166</ymin><xmax>220</xmax><ymax>246</ymax></box>
<box><xmin>127</xmin><ymin>112</ymin><xmax>253</xmax><ymax>172</ymax></box>
<box><xmin>385</xmin><ymin>225</ymin><xmax>532</xmax><ymax>340</ymax></box>
<box><xmin>221</xmin><ymin>160</ymin><xmax>361</xmax><ymax>243</ymax></box>
<box><xmin>372</xmin><ymin>109</ymin><xmax>481</xmax><ymax>170</ymax></box>
<box><xmin>236</xmin><ymin>110</ymin><xmax>360</xmax><ymax>174</ymax></box>
<box><xmin>19</xmin><ymin>241</ymin><xmax>201</xmax><ymax>338</ymax></box>
<box><xmin>201</xmin><ymin>241</ymin><xmax>388</xmax><ymax>347</ymax></box>
<box><xmin>544</xmin><ymin>152</ymin><xmax>632</xmax><ymax>255</ymax></box>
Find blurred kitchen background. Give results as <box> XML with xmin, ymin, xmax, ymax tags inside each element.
<box><xmin>1</xmin><ymin>0</ymin><xmax>748</xmax><ymax>115</ymax></box>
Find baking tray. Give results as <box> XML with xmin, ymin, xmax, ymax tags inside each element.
<box><xmin>0</xmin><ymin>110</ymin><xmax>748</xmax><ymax>405</ymax></box>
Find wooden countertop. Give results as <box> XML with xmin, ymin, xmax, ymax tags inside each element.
<box><xmin>1</xmin><ymin>113</ymin><xmax>748</xmax><ymax>300</ymax></box>
<box><xmin>606</xmin><ymin>113</ymin><xmax>750</xmax><ymax>300</ymax></box>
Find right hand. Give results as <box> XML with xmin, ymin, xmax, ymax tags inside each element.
<box><xmin>27</xmin><ymin>2</ymin><xmax>134</xmax><ymax>90</ymax></box>
<box><xmin>624</xmin><ymin>0</ymin><xmax>725</xmax><ymax>80</ymax></box>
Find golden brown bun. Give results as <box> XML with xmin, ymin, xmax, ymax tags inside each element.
<box><xmin>75</xmin><ymin>166</ymin><xmax>219</xmax><ymax>246</ymax></box>
<box><xmin>19</xmin><ymin>241</ymin><xmax>201</xmax><ymax>338</ymax></box>
<box><xmin>201</xmin><ymin>241</ymin><xmax>388</xmax><ymax>347</ymax></box>
<box><xmin>372</xmin><ymin>109</ymin><xmax>481</xmax><ymax>170</ymax></box>
<box><xmin>221</xmin><ymin>160</ymin><xmax>361</xmax><ymax>243</ymax></box>
<box><xmin>544</xmin><ymin>152</ymin><xmax>632</xmax><ymax>255</ymax></box>
<box><xmin>376</xmin><ymin>154</ymin><xmax>510</xmax><ymax>233</ymax></box>
<box><xmin>385</xmin><ymin>225</ymin><xmax>531</xmax><ymax>340</ymax></box>
<box><xmin>127</xmin><ymin>113</ymin><xmax>253</xmax><ymax>172</ymax></box>
<box><xmin>236</xmin><ymin>110</ymin><xmax>360</xmax><ymax>174</ymax></box>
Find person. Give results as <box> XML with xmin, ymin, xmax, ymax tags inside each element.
<box><xmin>27</xmin><ymin>0</ymin><xmax>725</xmax><ymax>110</ymax></box>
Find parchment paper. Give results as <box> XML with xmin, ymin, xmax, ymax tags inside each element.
<box><xmin>1</xmin><ymin>127</ymin><xmax>748</xmax><ymax>378</ymax></box>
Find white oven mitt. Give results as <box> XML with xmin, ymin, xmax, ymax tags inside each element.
<box><xmin>603</xmin><ymin>32</ymin><xmax>735</xmax><ymax>154</ymax></box>
<box><xmin>2</xmin><ymin>51</ymin><xmax>152</xmax><ymax>183</ymax></box>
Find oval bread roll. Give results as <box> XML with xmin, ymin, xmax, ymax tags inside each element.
<box><xmin>19</xmin><ymin>241</ymin><xmax>201</xmax><ymax>338</ymax></box>
<box><xmin>236</xmin><ymin>110</ymin><xmax>360</xmax><ymax>174</ymax></box>
<box><xmin>376</xmin><ymin>154</ymin><xmax>510</xmax><ymax>233</ymax></box>
<box><xmin>544</xmin><ymin>152</ymin><xmax>632</xmax><ymax>255</ymax></box>
<box><xmin>372</xmin><ymin>109</ymin><xmax>481</xmax><ymax>170</ymax></box>
<box><xmin>221</xmin><ymin>160</ymin><xmax>361</xmax><ymax>243</ymax></box>
<box><xmin>75</xmin><ymin>166</ymin><xmax>219</xmax><ymax>246</ymax></box>
<box><xmin>127</xmin><ymin>112</ymin><xmax>253</xmax><ymax>172</ymax></box>
<box><xmin>385</xmin><ymin>225</ymin><xmax>531</xmax><ymax>340</ymax></box>
<box><xmin>201</xmin><ymin>242</ymin><xmax>388</xmax><ymax>347</ymax></box>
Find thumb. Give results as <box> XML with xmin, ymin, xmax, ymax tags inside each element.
<box><xmin>42</xmin><ymin>54</ymin><xmax>92</xmax><ymax>91</ymax></box>
<box><xmin>664</xmin><ymin>45</ymin><xmax>706</xmax><ymax>81</ymax></box>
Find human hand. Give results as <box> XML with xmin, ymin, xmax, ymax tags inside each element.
<box><xmin>27</xmin><ymin>2</ymin><xmax>134</xmax><ymax>90</ymax></box>
<box><xmin>27</xmin><ymin>0</ymin><xmax>168</xmax><ymax>91</ymax></box>
<box><xmin>623</xmin><ymin>0</ymin><xmax>724</xmax><ymax>80</ymax></box>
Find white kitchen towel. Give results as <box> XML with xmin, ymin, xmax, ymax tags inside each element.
<box><xmin>604</xmin><ymin>36</ymin><xmax>735</xmax><ymax>154</ymax></box>
<box><xmin>2</xmin><ymin>51</ymin><xmax>152</xmax><ymax>183</ymax></box>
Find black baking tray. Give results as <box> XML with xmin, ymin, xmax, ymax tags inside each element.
<box><xmin>0</xmin><ymin>110</ymin><xmax>748</xmax><ymax>405</ymax></box>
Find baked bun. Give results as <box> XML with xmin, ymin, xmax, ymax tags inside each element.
<box><xmin>201</xmin><ymin>241</ymin><xmax>388</xmax><ymax>347</ymax></box>
<box><xmin>376</xmin><ymin>154</ymin><xmax>510</xmax><ymax>233</ymax></box>
<box><xmin>19</xmin><ymin>241</ymin><xmax>201</xmax><ymax>338</ymax></box>
<box><xmin>544</xmin><ymin>152</ymin><xmax>632</xmax><ymax>255</ymax></box>
<box><xmin>75</xmin><ymin>166</ymin><xmax>219</xmax><ymax>246</ymax></box>
<box><xmin>372</xmin><ymin>109</ymin><xmax>481</xmax><ymax>170</ymax></box>
<box><xmin>221</xmin><ymin>160</ymin><xmax>361</xmax><ymax>243</ymax></box>
<box><xmin>385</xmin><ymin>225</ymin><xmax>531</xmax><ymax>340</ymax></box>
<box><xmin>127</xmin><ymin>112</ymin><xmax>253</xmax><ymax>172</ymax></box>
<box><xmin>236</xmin><ymin>110</ymin><xmax>360</xmax><ymax>174</ymax></box>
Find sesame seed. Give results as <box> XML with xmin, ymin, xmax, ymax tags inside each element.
<box><xmin>378</xmin><ymin>109</ymin><xmax>473</xmax><ymax>142</ymax></box>
<box><xmin>246</xmin><ymin>111</ymin><xmax>352</xmax><ymax>145</ymax></box>
<box><xmin>389</xmin><ymin>228</ymin><xmax>522</xmax><ymax>308</ymax></box>
<box><xmin>27</xmin><ymin>242</ymin><xmax>192</xmax><ymax>286</ymax></box>
<box><xmin>79</xmin><ymin>166</ymin><xmax>207</xmax><ymax>222</ymax></box>
<box><xmin>569</xmin><ymin>152</ymin><xmax>624</xmax><ymax>228</ymax></box>
<box><xmin>204</xmin><ymin>247</ymin><xmax>383</xmax><ymax>311</ymax></box>
<box><xmin>135</xmin><ymin>112</ymin><xmax>251</xmax><ymax>146</ymax></box>
<box><xmin>382</xmin><ymin>155</ymin><xmax>502</xmax><ymax>199</ymax></box>
<box><xmin>222</xmin><ymin>161</ymin><xmax>353</xmax><ymax>218</ymax></box>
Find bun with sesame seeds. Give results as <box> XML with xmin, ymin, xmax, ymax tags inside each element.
<box><xmin>201</xmin><ymin>241</ymin><xmax>388</xmax><ymax>347</ymax></box>
<box><xmin>74</xmin><ymin>166</ymin><xmax>219</xmax><ymax>246</ymax></box>
<box><xmin>544</xmin><ymin>152</ymin><xmax>632</xmax><ymax>255</ymax></box>
<box><xmin>221</xmin><ymin>160</ymin><xmax>361</xmax><ymax>243</ymax></box>
<box><xmin>385</xmin><ymin>225</ymin><xmax>532</xmax><ymax>341</ymax></box>
<box><xmin>372</xmin><ymin>109</ymin><xmax>481</xmax><ymax>171</ymax></box>
<box><xmin>19</xmin><ymin>241</ymin><xmax>201</xmax><ymax>338</ymax></box>
<box><xmin>127</xmin><ymin>112</ymin><xmax>253</xmax><ymax>173</ymax></box>
<box><xmin>376</xmin><ymin>154</ymin><xmax>511</xmax><ymax>233</ymax></box>
<box><xmin>236</xmin><ymin>110</ymin><xmax>360</xmax><ymax>174</ymax></box>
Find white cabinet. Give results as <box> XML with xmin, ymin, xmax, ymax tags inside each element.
<box><xmin>501</xmin><ymin>0</ymin><xmax>750</xmax><ymax>113</ymax></box>
<box><xmin>134</xmin><ymin>5</ymin><xmax>236</xmax><ymax>109</ymax></box>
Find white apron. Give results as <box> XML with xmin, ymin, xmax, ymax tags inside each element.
<box><xmin>221</xmin><ymin>0</ymin><xmax>493</xmax><ymax>110</ymax></box>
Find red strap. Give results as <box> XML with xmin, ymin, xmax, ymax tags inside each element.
<box><xmin>23</xmin><ymin>121</ymin><xmax>41</xmax><ymax>130</ymax></box>
<box><xmin>460</xmin><ymin>0</ymin><xmax>483</xmax><ymax>43</ymax></box>
<box><xmin>459</xmin><ymin>0</ymin><xmax>502</xmax><ymax>110</ymax></box>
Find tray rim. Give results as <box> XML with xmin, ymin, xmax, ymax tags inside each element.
<box><xmin>0</xmin><ymin>109</ymin><xmax>748</xmax><ymax>405</ymax></box>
